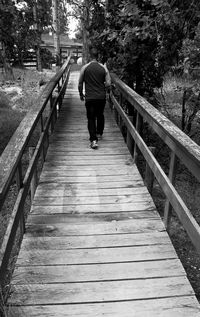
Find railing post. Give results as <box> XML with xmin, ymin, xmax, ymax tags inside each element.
<box><xmin>145</xmin><ymin>146</ymin><xmax>156</xmax><ymax>195</ymax></box>
<box><xmin>29</xmin><ymin>147</ymin><xmax>37</xmax><ymax>202</ymax></box>
<box><xmin>119</xmin><ymin>93</ymin><xmax>124</xmax><ymax>131</ymax></box>
<box><xmin>50</xmin><ymin>93</ymin><xmax>57</xmax><ymax>133</ymax></box>
<box><xmin>133</xmin><ymin>112</ymin><xmax>143</xmax><ymax>164</ymax></box>
<box><xmin>164</xmin><ymin>151</ymin><xmax>177</xmax><ymax>229</ymax></box>
<box><xmin>15</xmin><ymin>161</ymin><xmax>23</xmax><ymax>191</ymax></box>
<box><xmin>15</xmin><ymin>161</ymin><xmax>25</xmax><ymax>235</ymax></box>
<box><xmin>41</xmin><ymin>114</ymin><xmax>48</xmax><ymax>162</ymax></box>
<box><xmin>126</xmin><ymin>116</ymin><xmax>134</xmax><ymax>155</ymax></box>
<box><xmin>58</xmin><ymin>80</ymin><xmax>62</xmax><ymax>111</ymax></box>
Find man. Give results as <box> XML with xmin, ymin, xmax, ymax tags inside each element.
<box><xmin>78</xmin><ymin>47</ymin><xmax>111</xmax><ymax>149</ymax></box>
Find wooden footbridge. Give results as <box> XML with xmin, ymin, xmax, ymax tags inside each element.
<box><xmin>1</xmin><ymin>58</ymin><xmax>200</xmax><ymax>316</ymax></box>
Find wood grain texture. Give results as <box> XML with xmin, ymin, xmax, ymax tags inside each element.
<box><xmin>20</xmin><ymin>231</ymin><xmax>170</xmax><ymax>250</ymax></box>
<box><xmin>8</xmin><ymin>297</ymin><xmax>200</xmax><ymax>317</ymax></box>
<box><xmin>15</xmin><ymin>244</ymin><xmax>177</xmax><ymax>266</ymax></box>
<box><xmin>13</xmin><ymin>259</ymin><xmax>185</xmax><ymax>284</ymax></box>
<box><xmin>8</xmin><ymin>69</ymin><xmax>200</xmax><ymax>316</ymax></box>
<box><xmin>9</xmin><ymin>276</ymin><xmax>194</xmax><ymax>305</ymax></box>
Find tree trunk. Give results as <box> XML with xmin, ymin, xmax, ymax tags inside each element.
<box><xmin>36</xmin><ymin>44</ymin><xmax>42</xmax><ymax>72</ymax></box>
<box><xmin>52</xmin><ymin>0</ymin><xmax>60</xmax><ymax>67</ymax></box>
<box><xmin>33</xmin><ymin>2</ymin><xmax>42</xmax><ymax>72</ymax></box>
<box><xmin>82</xmin><ymin>0</ymin><xmax>90</xmax><ymax>64</ymax></box>
<box><xmin>1</xmin><ymin>44</ymin><xmax>14</xmax><ymax>81</ymax></box>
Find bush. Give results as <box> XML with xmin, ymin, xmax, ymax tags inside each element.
<box><xmin>0</xmin><ymin>91</ymin><xmax>10</xmax><ymax>109</ymax></box>
<box><xmin>0</xmin><ymin>95</ymin><xmax>24</xmax><ymax>155</ymax></box>
<box><xmin>41</xmin><ymin>48</ymin><xmax>55</xmax><ymax>69</ymax></box>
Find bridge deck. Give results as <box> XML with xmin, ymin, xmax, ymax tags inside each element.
<box><xmin>8</xmin><ymin>70</ymin><xmax>200</xmax><ymax>316</ymax></box>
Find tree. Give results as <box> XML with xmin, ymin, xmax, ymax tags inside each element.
<box><xmin>91</xmin><ymin>0</ymin><xmax>163</xmax><ymax>96</ymax></box>
<box><xmin>0</xmin><ymin>0</ymin><xmax>69</xmax><ymax>73</ymax></box>
<box><xmin>87</xmin><ymin>0</ymin><xmax>200</xmax><ymax>99</ymax></box>
<box><xmin>68</xmin><ymin>0</ymin><xmax>105</xmax><ymax>63</ymax></box>
<box><xmin>0</xmin><ymin>0</ymin><xmax>16</xmax><ymax>79</ymax></box>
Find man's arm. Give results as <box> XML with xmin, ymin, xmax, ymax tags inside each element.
<box><xmin>78</xmin><ymin>67</ymin><xmax>84</xmax><ymax>100</ymax></box>
<box><xmin>78</xmin><ymin>64</ymin><xmax>88</xmax><ymax>100</ymax></box>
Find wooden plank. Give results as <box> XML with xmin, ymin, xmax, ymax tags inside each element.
<box><xmin>34</xmin><ymin>186</ymin><xmax>150</xmax><ymax>197</ymax></box>
<box><xmin>27</xmin><ymin>211</ymin><xmax>159</xmax><ymax>225</ymax></box>
<box><xmin>40</xmin><ymin>173</ymin><xmax>140</xmax><ymax>183</ymax></box>
<box><xmin>49</xmin><ymin>140</ymin><xmax>126</xmax><ymax>147</ymax></box>
<box><xmin>44</xmin><ymin>159</ymin><xmax>134</xmax><ymax>166</ymax></box>
<box><xmin>46</xmin><ymin>154</ymin><xmax>132</xmax><ymax>161</ymax></box>
<box><xmin>25</xmin><ymin>218</ymin><xmax>165</xmax><ymax>236</ymax></box>
<box><xmin>42</xmin><ymin>164</ymin><xmax>139</xmax><ymax>174</ymax></box>
<box><xmin>52</xmin><ymin>127</ymin><xmax>118</xmax><ymax>132</ymax></box>
<box><xmin>13</xmin><ymin>259</ymin><xmax>185</xmax><ymax>284</ymax></box>
<box><xmin>8</xmin><ymin>297</ymin><xmax>200</xmax><ymax>317</ymax></box>
<box><xmin>20</xmin><ymin>232</ymin><xmax>171</xmax><ymax>250</ymax></box>
<box><xmin>50</xmin><ymin>135</ymin><xmax>125</xmax><ymax>142</ymax></box>
<box><xmin>15</xmin><ymin>244</ymin><xmax>177</xmax><ymax>266</ymax></box>
<box><xmin>9</xmin><ymin>276</ymin><xmax>194</xmax><ymax>305</ymax></box>
<box><xmin>32</xmin><ymin>193</ymin><xmax>154</xmax><ymax>205</ymax></box>
<box><xmin>36</xmin><ymin>180</ymin><xmax>144</xmax><ymax>189</ymax></box>
<box><xmin>39</xmin><ymin>175</ymin><xmax>142</xmax><ymax>183</ymax></box>
<box><xmin>47</xmin><ymin>147</ymin><xmax>130</xmax><ymax>155</ymax></box>
<box><xmin>30</xmin><ymin>201</ymin><xmax>156</xmax><ymax>214</ymax></box>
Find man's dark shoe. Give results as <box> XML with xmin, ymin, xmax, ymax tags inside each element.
<box><xmin>90</xmin><ymin>140</ymin><xmax>98</xmax><ymax>149</ymax></box>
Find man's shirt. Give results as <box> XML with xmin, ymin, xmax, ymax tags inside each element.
<box><xmin>78</xmin><ymin>61</ymin><xmax>111</xmax><ymax>101</ymax></box>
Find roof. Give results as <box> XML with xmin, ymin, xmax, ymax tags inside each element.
<box><xmin>41</xmin><ymin>33</ymin><xmax>83</xmax><ymax>48</ymax></box>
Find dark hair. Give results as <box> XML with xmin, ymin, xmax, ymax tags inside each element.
<box><xmin>89</xmin><ymin>47</ymin><xmax>98</xmax><ymax>59</ymax></box>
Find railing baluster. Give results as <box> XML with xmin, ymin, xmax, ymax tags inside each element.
<box><xmin>119</xmin><ymin>93</ymin><xmax>123</xmax><ymax>131</ymax></box>
<box><xmin>40</xmin><ymin>113</ymin><xmax>44</xmax><ymax>132</ymax></box>
<box><xmin>58</xmin><ymin>80</ymin><xmax>62</xmax><ymax>110</ymax></box>
<box><xmin>164</xmin><ymin>151</ymin><xmax>177</xmax><ymax>228</ymax></box>
<box><xmin>15</xmin><ymin>161</ymin><xmax>23</xmax><ymax>191</ymax></box>
<box><xmin>40</xmin><ymin>114</ymin><xmax>45</xmax><ymax>162</ymax></box>
<box><xmin>29</xmin><ymin>147</ymin><xmax>37</xmax><ymax>202</ymax></box>
<box><xmin>50</xmin><ymin>93</ymin><xmax>54</xmax><ymax>133</ymax></box>
<box><xmin>133</xmin><ymin>112</ymin><xmax>143</xmax><ymax>164</ymax></box>
<box><xmin>126</xmin><ymin>115</ymin><xmax>134</xmax><ymax>155</ymax></box>
<box><xmin>15</xmin><ymin>162</ymin><xmax>26</xmax><ymax>236</ymax></box>
<box><xmin>145</xmin><ymin>146</ymin><xmax>156</xmax><ymax>195</ymax></box>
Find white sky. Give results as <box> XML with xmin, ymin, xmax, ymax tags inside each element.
<box><xmin>66</xmin><ymin>3</ymin><xmax>79</xmax><ymax>39</ymax></box>
<box><xmin>68</xmin><ymin>16</ymin><xmax>79</xmax><ymax>39</ymax></box>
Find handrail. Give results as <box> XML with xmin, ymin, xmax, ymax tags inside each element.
<box><xmin>0</xmin><ymin>56</ymin><xmax>71</xmax><ymax>290</ymax></box>
<box><xmin>0</xmin><ymin>58</ymin><xmax>70</xmax><ymax>206</ymax></box>
<box><xmin>110</xmin><ymin>73</ymin><xmax>200</xmax><ymax>255</ymax></box>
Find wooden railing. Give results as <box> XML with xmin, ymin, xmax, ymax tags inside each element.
<box><xmin>110</xmin><ymin>73</ymin><xmax>200</xmax><ymax>254</ymax></box>
<box><xmin>0</xmin><ymin>57</ymin><xmax>71</xmax><ymax>291</ymax></box>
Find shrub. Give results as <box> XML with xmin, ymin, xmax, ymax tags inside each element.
<box><xmin>0</xmin><ymin>96</ymin><xmax>24</xmax><ymax>155</ymax></box>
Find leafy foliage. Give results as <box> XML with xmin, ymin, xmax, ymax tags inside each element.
<box><xmin>0</xmin><ymin>0</ymin><xmax>69</xmax><ymax>69</ymax></box>
<box><xmin>82</xmin><ymin>0</ymin><xmax>200</xmax><ymax>99</ymax></box>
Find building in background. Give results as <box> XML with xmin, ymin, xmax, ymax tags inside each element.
<box><xmin>41</xmin><ymin>33</ymin><xmax>82</xmax><ymax>64</ymax></box>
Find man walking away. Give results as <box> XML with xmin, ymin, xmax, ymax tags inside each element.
<box><xmin>78</xmin><ymin>47</ymin><xmax>111</xmax><ymax>149</ymax></box>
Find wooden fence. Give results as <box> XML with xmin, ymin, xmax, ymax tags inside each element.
<box><xmin>110</xmin><ymin>73</ymin><xmax>200</xmax><ymax>255</ymax></box>
<box><xmin>0</xmin><ymin>56</ymin><xmax>71</xmax><ymax>292</ymax></box>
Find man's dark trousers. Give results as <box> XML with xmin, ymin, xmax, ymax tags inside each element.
<box><xmin>85</xmin><ymin>99</ymin><xmax>106</xmax><ymax>142</ymax></box>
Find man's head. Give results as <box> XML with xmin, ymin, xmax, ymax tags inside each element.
<box><xmin>89</xmin><ymin>47</ymin><xmax>98</xmax><ymax>60</ymax></box>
